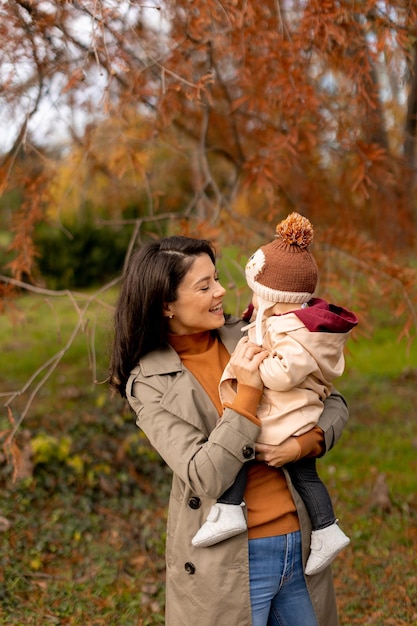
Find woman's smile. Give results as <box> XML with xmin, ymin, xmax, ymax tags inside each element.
<box><xmin>209</xmin><ymin>303</ymin><xmax>224</xmax><ymax>315</ymax></box>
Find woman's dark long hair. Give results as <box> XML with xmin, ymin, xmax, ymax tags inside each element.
<box><xmin>109</xmin><ymin>236</ymin><xmax>216</xmax><ymax>397</ymax></box>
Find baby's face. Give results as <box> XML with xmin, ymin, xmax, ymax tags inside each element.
<box><xmin>251</xmin><ymin>293</ymin><xmax>259</xmax><ymax>310</ymax></box>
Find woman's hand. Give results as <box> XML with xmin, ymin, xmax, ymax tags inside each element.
<box><xmin>255</xmin><ymin>438</ymin><xmax>301</xmax><ymax>467</ymax></box>
<box><xmin>229</xmin><ymin>336</ymin><xmax>268</xmax><ymax>389</ymax></box>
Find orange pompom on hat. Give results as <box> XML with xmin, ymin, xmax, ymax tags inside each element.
<box><xmin>245</xmin><ymin>212</ymin><xmax>318</xmax><ymax>344</ymax></box>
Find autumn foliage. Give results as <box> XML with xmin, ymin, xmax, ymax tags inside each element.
<box><xmin>1</xmin><ymin>0</ymin><xmax>417</xmax><ymax>413</ymax></box>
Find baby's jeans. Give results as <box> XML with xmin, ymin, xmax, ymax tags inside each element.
<box><xmin>286</xmin><ymin>457</ymin><xmax>335</xmax><ymax>530</ymax></box>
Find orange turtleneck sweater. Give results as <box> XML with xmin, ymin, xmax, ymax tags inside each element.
<box><xmin>169</xmin><ymin>331</ymin><xmax>325</xmax><ymax>539</ymax></box>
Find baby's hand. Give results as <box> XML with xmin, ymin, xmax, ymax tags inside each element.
<box><xmin>229</xmin><ymin>336</ymin><xmax>268</xmax><ymax>389</ymax></box>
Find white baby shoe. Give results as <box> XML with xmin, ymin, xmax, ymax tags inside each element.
<box><xmin>192</xmin><ymin>502</ymin><xmax>247</xmax><ymax>548</ymax></box>
<box><xmin>305</xmin><ymin>522</ymin><xmax>350</xmax><ymax>575</ymax></box>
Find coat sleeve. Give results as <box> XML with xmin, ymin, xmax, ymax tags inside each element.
<box><xmin>259</xmin><ymin>332</ymin><xmax>318</xmax><ymax>391</ymax></box>
<box><xmin>317</xmin><ymin>388</ymin><xmax>349</xmax><ymax>453</ymax></box>
<box><xmin>127</xmin><ymin>373</ymin><xmax>261</xmax><ymax>500</ymax></box>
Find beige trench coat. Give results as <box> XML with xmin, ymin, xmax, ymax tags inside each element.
<box><xmin>126</xmin><ymin>317</ymin><xmax>347</xmax><ymax>626</ymax></box>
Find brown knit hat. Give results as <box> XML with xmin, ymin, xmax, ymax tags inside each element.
<box><xmin>245</xmin><ymin>212</ymin><xmax>318</xmax><ymax>344</ymax></box>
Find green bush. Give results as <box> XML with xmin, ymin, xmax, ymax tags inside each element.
<box><xmin>34</xmin><ymin>221</ymin><xmax>133</xmax><ymax>288</ymax></box>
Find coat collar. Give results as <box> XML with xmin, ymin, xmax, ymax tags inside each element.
<box><xmin>140</xmin><ymin>344</ymin><xmax>182</xmax><ymax>376</ymax></box>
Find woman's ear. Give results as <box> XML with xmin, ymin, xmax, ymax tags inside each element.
<box><xmin>163</xmin><ymin>305</ymin><xmax>174</xmax><ymax>319</ymax></box>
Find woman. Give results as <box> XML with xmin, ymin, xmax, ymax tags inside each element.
<box><xmin>109</xmin><ymin>235</ymin><xmax>348</xmax><ymax>626</ymax></box>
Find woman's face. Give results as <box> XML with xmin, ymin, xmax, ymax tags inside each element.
<box><xmin>165</xmin><ymin>253</ymin><xmax>226</xmax><ymax>335</ymax></box>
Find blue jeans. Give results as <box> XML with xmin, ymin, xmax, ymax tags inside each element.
<box><xmin>249</xmin><ymin>531</ymin><xmax>318</xmax><ymax>626</ymax></box>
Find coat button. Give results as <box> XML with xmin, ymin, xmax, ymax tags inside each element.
<box><xmin>184</xmin><ymin>562</ymin><xmax>196</xmax><ymax>575</ymax></box>
<box><xmin>188</xmin><ymin>497</ymin><xmax>201</xmax><ymax>510</ymax></box>
<box><xmin>242</xmin><ymin>445</ymin><xmax>254</xmax><ymax>459</ymax></box>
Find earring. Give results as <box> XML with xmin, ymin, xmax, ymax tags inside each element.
<box><xmin>169</xmin><ymin>314</ymin><xmax>173</xmax><ymax>319</ymax></box>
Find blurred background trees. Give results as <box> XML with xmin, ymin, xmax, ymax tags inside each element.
<box><xmin>1</xmin><ymin>0</ymin><xmax>417</xmax><ymax>431</ymax></box>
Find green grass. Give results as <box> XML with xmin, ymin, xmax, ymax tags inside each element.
<box><xmin>0</xmin><ymin>405</ymin><xmax>169</xmax><ymax>625</ymax></box>
<box><xmin>1</xmin><ymin>287</ymin><xmax>417</xmax><ymax>625</ymax></box>
<box><xmin>322</xmin><ymin>323</ymin><xmax>417</xmax><ymax>625</ymax></box>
